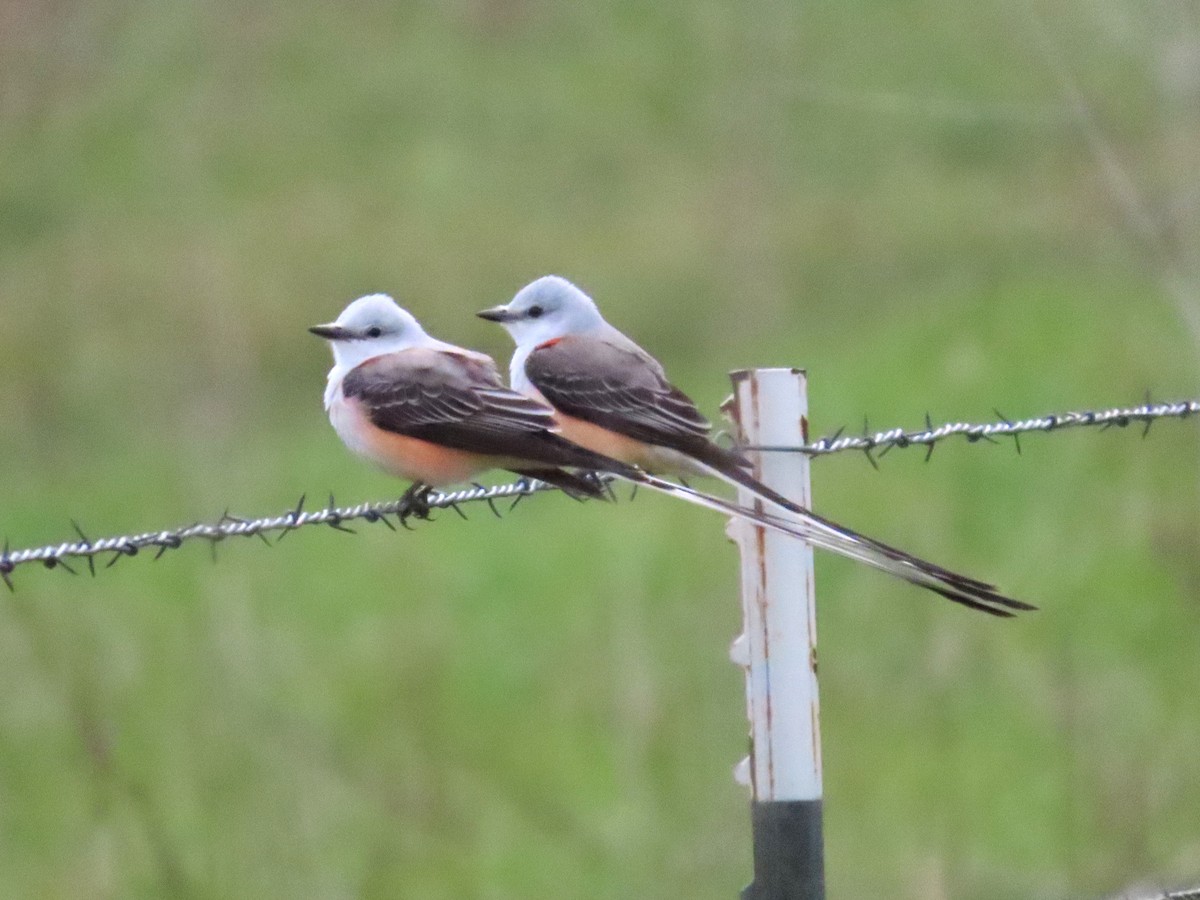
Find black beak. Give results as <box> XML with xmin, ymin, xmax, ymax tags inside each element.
<box><xmin>308</xmin><ymin>323</ymin><xmax>350</xmax><ymax>340</ymax></box>
<box><xmin>476</xmin><ymin>305</ymin><xmax>517</xmax><ymax>323</ymax></box>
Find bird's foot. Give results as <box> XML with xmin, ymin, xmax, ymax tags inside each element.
<box><xmin>399</xmin><ymin>483</ymin><xmax>434</xmax><ymax>522</ymax></box>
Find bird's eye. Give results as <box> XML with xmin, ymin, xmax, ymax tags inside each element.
<box><xmin>528</xmin><ymin>305</ymin><xmax>544</xmax><ymax>319</ymax></box>
<box><xmin>365</xmin><ymin>326</ymin><xmax>383</xmax><ymax>338</ymax></box>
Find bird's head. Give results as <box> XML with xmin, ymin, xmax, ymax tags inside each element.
<box><xmin>477</xmin><ymin>275</ymin><xmax>605</xmax><ymax>346</ymax></box>
<box><xmin>309</xmin><ymin>294</ymin><xmax>429</xmax><ymax>368</ymax></box>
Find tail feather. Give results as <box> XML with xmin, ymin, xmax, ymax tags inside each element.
<box><xmin>685</xmin><ymin>454</ymin><xmax>1033</xmax><ymax>616</ymax></box>
<box><xmin>626</xmin><ymin>472</ymin><xmax>797</xmax><ymax>531</ymax></box>
<box><xmin>525</xmin><ymin>435</ymin><xmax>1032</xmax><ymax>616</ymax></box>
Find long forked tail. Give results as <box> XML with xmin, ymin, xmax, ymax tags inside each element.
<box><xmin>680</xmin><ymin>451</ymin><xmax>1034</xmax><ymax>617</ymax></box>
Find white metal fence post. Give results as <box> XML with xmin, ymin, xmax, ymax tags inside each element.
<box><xmin>726</xmin><ymin>368</ymin><xmax>824</xmax><ymax>900</ymax></box>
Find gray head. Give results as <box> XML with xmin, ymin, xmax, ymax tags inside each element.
<box><xmin>309</xmin><ymin>294</ymin><xmax>432</xmax><ymax>368</ymax></box>
<box><xmin>477</xmin><ymin>275</ymin><xmax>607</xmax><ymax>346</ymax></box>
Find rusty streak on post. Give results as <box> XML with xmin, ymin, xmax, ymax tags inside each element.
<box><xmin>727</xmin><ymin>368</ymin><xmax>825</xmax><ymax>900</ymax></box>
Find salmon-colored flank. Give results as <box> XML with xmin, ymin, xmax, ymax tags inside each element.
<box><xmin>552</xmin><ymin>410</ymin><xmax>698</xmax><ymax>475</ymax></box>
<box><xmin>361</xmin><ymin>428</ymin><xmax>488</xmax><ymax>485</ymax></box>
<box><xmin>330</xmin><ymin>396</ymin><xmax>488</xmax><ymax>485</ymax></box>
<box><xmin>554</xmin><ymin>411</ymin><xmax>646</xmax><ymax>462</ymax></box>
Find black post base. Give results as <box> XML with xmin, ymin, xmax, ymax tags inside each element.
<box><xmin>741</xmin><ymin>799</ymin><xmax>825</xmax><ymax>900</ymax></box>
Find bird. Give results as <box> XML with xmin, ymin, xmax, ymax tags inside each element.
<box><xmin>478</xmin><ymin>275</ymin><xmax>1033</xmax><ymax>617</ymax></box>
<box><xmin>309</xmin><ymin>293</ymin><xmax>842</xmax><ymax>535</ymax></box>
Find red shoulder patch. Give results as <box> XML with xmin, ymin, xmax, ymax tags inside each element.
<box><xmin>535</xmin><ymin>337</ymin><xmax>565</xmax><ymax>350</ymax></box>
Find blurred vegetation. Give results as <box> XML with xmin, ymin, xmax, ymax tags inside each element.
<box><xmin>2</xmin><ymin>1</ymin><xmax>1199</xmax><ymax>898</ymax></box>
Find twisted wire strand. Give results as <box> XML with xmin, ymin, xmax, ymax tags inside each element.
<box><xmin>745</xmin><ymin>399</ymin><xmax>1200</xmax><ymax>460</ymax></box>
<box><xmin>0</xmin><ymin>478</ymin><xmax>600</xmax><ymax>587</ymax></box>
<box><xmin>1114</xmin><ymin>887</ymin><xmax>1200</xmax><ymax>900</ymax></box>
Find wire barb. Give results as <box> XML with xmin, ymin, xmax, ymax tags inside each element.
<box><xmin>324</xmin><ymin>494</ymin><xmax>357</xmax><ymax>534</ymax></box>
<box><xmin>0</xmin><ymin>539</ymin><xmax>13</xmax><ymax>591</ymax></box>
<box><xmin>859</xmin><ymin>417</ymin><xmax>880</xmax><ymax>470</ymax></box>
<box><xmin>70</xmin><ymin>520</ymin><xmax>97</xmax><ymax>576</ymax></box>
<box><xmin>276</xmin><ymin>494</ymin><xmax>307</xmax><ymax>542</ymax></box>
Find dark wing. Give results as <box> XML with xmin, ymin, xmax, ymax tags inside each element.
<box><xmin>525</xmin><ymin>335</ymin><xmax>728</xmax><ymax>456</ymax></box>
<box><xmin>342</xmin><ymin>348</ymin><xmax>555</xmax><ymax>452</ymax></box>
<box><xmin>343</xmin><ymin>348</ymin><xmax>634</xmax><ymax>474</ymax></box>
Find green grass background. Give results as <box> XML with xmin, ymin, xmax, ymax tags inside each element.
<box><xmin>2</xmin><ymin>2</ymin><xmax>1199</xmax><ymax>897</ymax></box>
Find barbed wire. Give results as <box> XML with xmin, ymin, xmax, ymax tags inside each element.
<box><xmin>748</xmin><ymin>397</ymin><xmax>1200</xmax><ymax>466</ymax></box>
<box><xmin>2</xmin><ymin>397</ymin><xmax>1196</xmax><ymax>587</ymax></box>
<box><xmin>1106</xmin><ymin>886</ymin><xmax>1200</xmax><ymax>900</ymax></box>
<box><xmin>0</xmin><ymin>478</ymin><xmax>605</xmax><ymax>588</ymax></box>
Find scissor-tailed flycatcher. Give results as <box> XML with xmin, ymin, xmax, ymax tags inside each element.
<box><xmin>310</xmin><ymin>294</ymin><xmax>841</xmax><ymax>537</ymax></box>
<box><xmin>311</xmin><ymin>294</ymin><xmax>622</xmax><ymax>501</ymax></box>
<box><xmin>478</xmin><ymin>275</ymin><xmax>1032</xmax><ymax>616</ymax></box>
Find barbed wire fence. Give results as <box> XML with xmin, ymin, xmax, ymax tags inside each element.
<box><xmin>2</xmin><ymin>396</ymin><xmax>1197</xmax><ymax>588</ymax></box>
